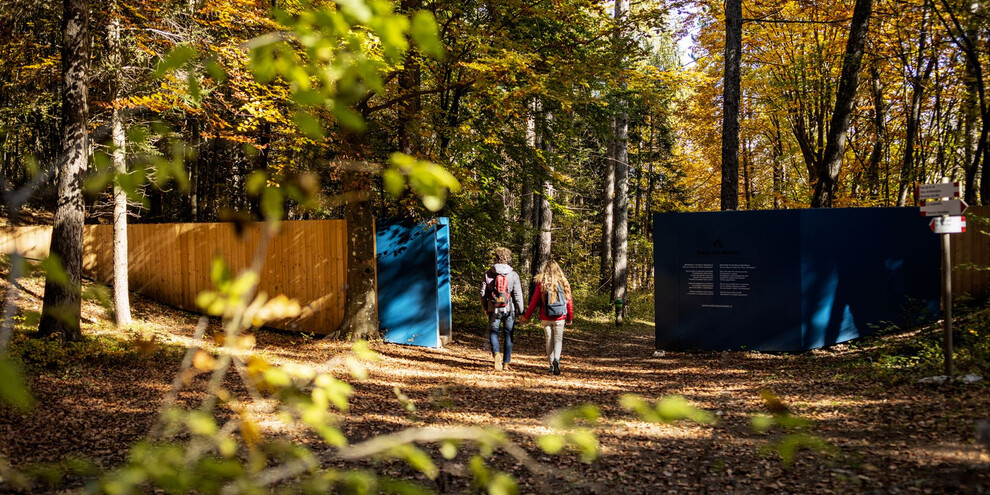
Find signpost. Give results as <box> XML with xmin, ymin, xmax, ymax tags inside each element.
<box><xmin>929</xmin><ymin>216</ymin><xmax>966</xmax><ymax>234</ymax></box>
<box><xmin>919</xmin><ymin>181</ymin><xmax>966</xmax><ymax>377</ymax></box>
<box><xmin>916</xmin><ymin>182</ymin><xmax>961</xmax><ymax>200</ymax></box>
<box><xmin>919</xmin><ymin>199</ymin><xmax>968</xmax><ymax>216</ymax></box>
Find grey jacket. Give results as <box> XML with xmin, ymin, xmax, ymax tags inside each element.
<box><xmin>480</xmin><ymin>263</ymin><xmax>525</xmax><ymax>315</ymax></box>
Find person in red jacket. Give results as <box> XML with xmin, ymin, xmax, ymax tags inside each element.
<box><xmin>520</xmin><ymin>260</ymin><xmax>573</xmax><ymax>375</ymax></box>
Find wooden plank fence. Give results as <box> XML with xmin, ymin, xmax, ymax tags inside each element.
<box><xmin>2</xmin><ymin>209</ymin><xmax>988</xmax><ymax>333</ymax></box>
<box><xmin>1</xmin><ymin>220</ymin><xmax>349</xmax><ymax>334</ymax></box>
<box><xmin>952</xmin><ymin>205</ymin><xmax>990</xmax><ymax>301</ymax></box>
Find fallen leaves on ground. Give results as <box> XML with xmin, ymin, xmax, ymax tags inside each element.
<box><xmin>1</xmin><ymin>275</ymin><xmax>989</xmax><ymax>493</ymax></box>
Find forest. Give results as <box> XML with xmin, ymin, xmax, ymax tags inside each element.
<box><xmin>2</xmin><ymin>0</ymin><xmax>990</xmax><ymax>493</ymax></box>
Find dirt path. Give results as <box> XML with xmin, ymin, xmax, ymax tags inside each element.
<box><xmin>2</xmin><ymin>281</ymin><xmax>989</xmax><ymax>493</ymax></box>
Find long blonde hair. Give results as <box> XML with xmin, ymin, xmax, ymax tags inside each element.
<box><xmin>534</xmin><ymin>260</ymin><xmax>571</xmax><ymax>304</ymax></box>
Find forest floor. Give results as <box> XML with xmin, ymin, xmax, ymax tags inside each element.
<box><xmin>1</xmin><ymin>273</ymin><xmax>990</xmax><ymax>494</ymax></box>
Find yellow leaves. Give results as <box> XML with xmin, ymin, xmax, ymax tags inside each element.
<box><xmin>239</xmin><ymin>413</ymin><xmax>263</xmax><ymax>447</ymax></box>
<box><xmin>192</xmin><ymin>350</ymin><xmax>217</xmax><ymax>372</ymax></box>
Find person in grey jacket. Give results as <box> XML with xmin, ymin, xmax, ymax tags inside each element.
<box><xmin>480</xmin><ymin>247</ymin><xmax>525</xmax><ymax>371</ymax></box>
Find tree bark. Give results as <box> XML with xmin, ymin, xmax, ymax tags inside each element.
<box><xmin>110</xmin><ymin>0</ymin><xmax>131</xmax><ymax>326</ymax></box>
<box><xmin>720</xmin><ymin>0</ymin><xmax>742</xmax><ymax>211</ymax></box>
<box><xmin>600</xmin><ymin>139</ymin><xmax>614</xmax><ymax>292</ymax></box>
<box><xmin>612</xmin><ymin>109</ymin><xmax>629</xmax><ymax>308</ymax></box>
<box><xmin>337</xmin><ymin>169</ymin><xmax>379</xmax><ymax>340</ymax></box>
<box><xmin>398</xmin><ymin>0</ymin><xmax>422</xmax><ymax>155</ymax></box>
<box><xmin>866</xmin><ymin>61</ymin><xmax>885</xmax><ymax>200</ymax></box>
<box><xmin>39</xmin><ymin>0</ymin><xmax>89</xmax><ymax>341</ymax></box>
<box><xmin>533</xmin><ymin>107</ymin><xmax>553</xmax><ymax>275</ymax></box>
<box><xmin>519</xmin><ymin>100</ymin><xmax>536</xmax><ymax>292</ymax></box>
<box><xmin>811</xmin><ymin>0</ymin><xmax>875</xmax><ymax>207</ymax></box>
<box><xmin>611</xmin><ymin>0</ymin><xmax>630</xmax><ymax>316</ymax></box>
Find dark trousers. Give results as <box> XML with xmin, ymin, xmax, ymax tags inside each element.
<box><xmin>489</xmin><ymin>311</ymin><xmax>514</xmax><ymax>363</ymax></box>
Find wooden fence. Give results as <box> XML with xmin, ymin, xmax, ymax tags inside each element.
<box><xmin>1</xmin><ymin>220</ymin><xmax>349</xmax><ymax>334</ymax></box>
<box><xmin>952</xmin><ymin>205</ymin><xmax>990</xmax><ymax>301</ymax></box>
<box><xmin>2</xmin><ymin>209</ymin><xmax>988</xmax><ymax>333</ymax></box>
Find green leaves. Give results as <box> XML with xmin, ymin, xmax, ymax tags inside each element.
<box><xmin>410</xmin><ymin>11</ymin><xmax>443</xmax><ymax>59</ymax></box>
<box><xmin>620</xmin><ymin>394</ymin><xmax>716</xmax><ymax>425</ymax></box>
<box><xmin>0</xmin><ymin>358</ymin><xmax>34</xmax><ymax>412</ymax></box>
<box><xmin>386</xmin><ymin>153</ymin><xmax>462</xmax><ymax>211</ymax></box>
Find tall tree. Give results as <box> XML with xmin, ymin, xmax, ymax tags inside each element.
<box><xmin>811</xmin><ymin>0</ymin><xmax>875</xmax><ymax>207</ymax></box>
<box><xmin>600</xmin><ymin>139</ymin><xmax>614</xmax><ymax>292</ymax></box>
<box><xmin>720</xmin><ymin>0</ymin><xmax>742</xmax><ymax>211</ymax></box>
<box><xmin>38</xmin><ymin>0</ymin><xmax>89</xmax><ymax>341</ymax></box>
<box><xmin>533</xmin><ymin>103</ymin><xmax>553</xmax><ymax>274</ymax></box>
<box><xmin>110</xmin><ymin>0</ymin><xmax>131</xmax><ymax>326</ymax></box>
<box><xmin>611</xmin><ymin>0</ymin><xmax>630</xmax><ymax>316</ymax></box>
<box><xmin>934</xmin><ymin>0</ymin><xmax>988</xmax><ymax>205</ymax></box>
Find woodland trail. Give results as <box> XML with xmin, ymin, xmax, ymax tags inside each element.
<box><xmin>2</xmin><ymin>280</ymin><xmax>989</xmax><ymax>493</ymax></box>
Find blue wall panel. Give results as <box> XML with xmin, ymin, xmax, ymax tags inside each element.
<box><xmin>654</xmin><ymin>208</ymin><xmax>939</xmax><ymax>352</ymax></box>
<box><xmin>376</xmin><ymin>219</ymin><xmax>451</xmax><ymax>348</ymax></box>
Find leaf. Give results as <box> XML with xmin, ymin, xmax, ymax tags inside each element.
<box><xmin>154</xmin><ymin>45</ymin><xmax>198</xmax><ymax>78</ymax></box>
<box><xmin>293</xmin><ymin>111</ymin><xmax>325</xmax><ymax>140</ymax></box>
<box><xmin>192</xmin><ymin>350</ymin><xmax>217</xmax><ymax>372</ymax></box>
<box><xmin>39</xmin><ymin>254</ymin><xmax>71</xmax><ymax>290</ymax></box>
<box><xmin>410</xmin><ymin>11</ymin><xmax>443</xmax><ymax>59</ymax></box>
<box><xmin>0</xmin><ymin>358</ymin><xmax>34</xmax><ymax>411</ymax></box>
<box><xmin>187</xmin><ymin>411</ymin><xmax>218</xmax><ymax>436</ymax></box>
<box><xmin>383</xmin><ymin>168</ymin><xmax>405</xmax><ymax>198</ymax></box>
<box><xmin>332</xmin><ymin>105</ymin><xmax>366</xmax><ymax>132</ymax></box>
<box><xmin>536</xmin><ymin>434</ymin><xmax>565</xmax><ymax>454</ymax></box>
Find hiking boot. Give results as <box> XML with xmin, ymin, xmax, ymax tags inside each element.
<box><xmin>502</xmin><ymin>362</ymin><xmax>511</xmax><ymax>371</ymax></box>
<box><xmin>493</xmin><ymin>353</ymin><xmax>503</xmax><ymax>371</ymax></box>
<box><xmin>552</xmin><ymin>359</ymin><xmax>560</xmax><ymax>375</ymax></box>
<box><xmin>548</xmin><ymin>363</ymin><xmax>555</xmax><ymax>374</ymax></box>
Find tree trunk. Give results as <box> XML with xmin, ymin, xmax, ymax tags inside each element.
<box><xmin>110</xmin><ymin>0</ymin><xmax>131</xmax><ymax>326</ymax></box>
<box><xmin>811</xmin><ymin>0</ymin><xmax>874</xmax><ymax>207</ymax></box>
<box><xmin>399</xmin><ymin>0</ymin><xmax>421</xmax><ymax>155</ymax></box>
<box><xmin>189</xmin><ymin>119</ymin><xmax>200</xmax><ymax>221</ymax></box>
<box><xmin>600</xmin><ymin>139</ymin><xmax>614</xmax><ymax>292</ymax></box>
<box><xmin>519</xmin><ymin>101</ymin><xmax>536</xmax><ymax>292</ymax></box>
<box><xmin>337</xmin><ymin>170</ymin><xmax>379</xmax><ymax>340</ymax></box>
<box><xmin>611</xmin><ymin>0</ymin><xmax>629</xmax><ymax>317</ymax></box>
<box><xmin>39</xmin><ymin>0</ymin><xmax>89</xmax><ymax>342</ymax></box>
<box><xmin>533</xmin><ymin>108</ymin><xmax>553</xmax><ymax>275</ymax></box>
<box><xmin>720</xmin><ymin>0</ymin><xmax>742</xmax><ymax>211</ymax></box>
<box><xmin>866</xmin><ymin>61</ymin><xmax>885</xmax><ymax>200</ymax></box>
<box><xmin>963</xmin><ymin>56</ymin><xmax>980</xmax><ymax>204</ymax></box>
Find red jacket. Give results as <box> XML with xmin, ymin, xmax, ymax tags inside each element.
<box><xmin>523</xmin><ymin>282</ymin><xmax>574</xmax><ymax>323</ymax></box>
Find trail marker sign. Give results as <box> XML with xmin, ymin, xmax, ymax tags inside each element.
<box><xmin>920</xmin><ymin>199</ymin><xmax>968</xmax><ymax>217</ymax></box>
<box><xmin>929</xmin><ymin>215</ymin><xmax>966</xmax><ymax>234</ymax></box>
<box><xmin>916</xmin><ymin>182</ymin><xmax>960</xmax><ymax>201</ymax></box>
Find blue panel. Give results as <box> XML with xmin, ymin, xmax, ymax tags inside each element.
<box><xmin>436</xmin><ymin>218</ymin><xmax>452</xmax><ymax>342</ymax></box>
<box><xmin>655</xmin><ymin>208</ymin><xmax>940</xmax><ymax>352</ymax></box>
<box><xmin>376</xmin><ymin>220</ymin><xmax>440</xmax><ymax>348</ymax></box>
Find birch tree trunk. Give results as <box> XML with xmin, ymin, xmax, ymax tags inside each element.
<box><xmin>39</xmin><ymin>0</ymin><xmax>89</xmax><ymax>341</ymax></box>
<box><xmin>110</xmin><ymin>0</ymin><xmax>131</xmax><ymax>326</ymax></box>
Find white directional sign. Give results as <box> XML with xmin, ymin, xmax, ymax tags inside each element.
<box><xmin>920</xmin><ymin>199</ymin><xmax>968</xmax><ymax>216</ymax></box>
<box><xmin>916</xmin><ymin>182</ymin><xmax>961</xmax><ymax>201</ymax></box>
<box><xmin>929</xmin><ymin>215</ymin><xmax>966</xmax><ymax>234</ymax></box>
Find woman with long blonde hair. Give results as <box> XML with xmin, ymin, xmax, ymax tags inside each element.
<box><xmin>520</xmin><ymin>260</ymin><xmax>574</xmax><ymax>375</ymax></box>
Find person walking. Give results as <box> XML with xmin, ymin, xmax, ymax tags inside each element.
<box><xmin>520</xmin><ymin>260</ymin><xmax>573</xmax><ymax>375</ymax></box>
<box><xmin>480</xmin><ymin>247</ymin><xmax>524</xmax><ymax>371</ymax></box>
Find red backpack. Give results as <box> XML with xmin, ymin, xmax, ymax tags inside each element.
<box><xmin>489</xmin><ymin>273</ymin><xmax>510</xmax><ymax>310</ymax></box>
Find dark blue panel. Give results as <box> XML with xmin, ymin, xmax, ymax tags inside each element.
<box><xmin>655</xmin><ymin>208</ymin><xmax>940</xmax><ymax>352</ymax></box>
<box><xmin>436</xmin><ymin>218</ymin><xmax>452</xmax><ymax>342</ymax></box>
<box><xmin>376</xmin><ymin>220</ymin><xmax>440</xmax><ymax>347</ymax></box>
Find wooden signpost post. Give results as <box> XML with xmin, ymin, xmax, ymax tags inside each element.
<box><xmin>917</xmin><ymin>182</ymin><xmax>968</xmax><ymax>377</ymax></box>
